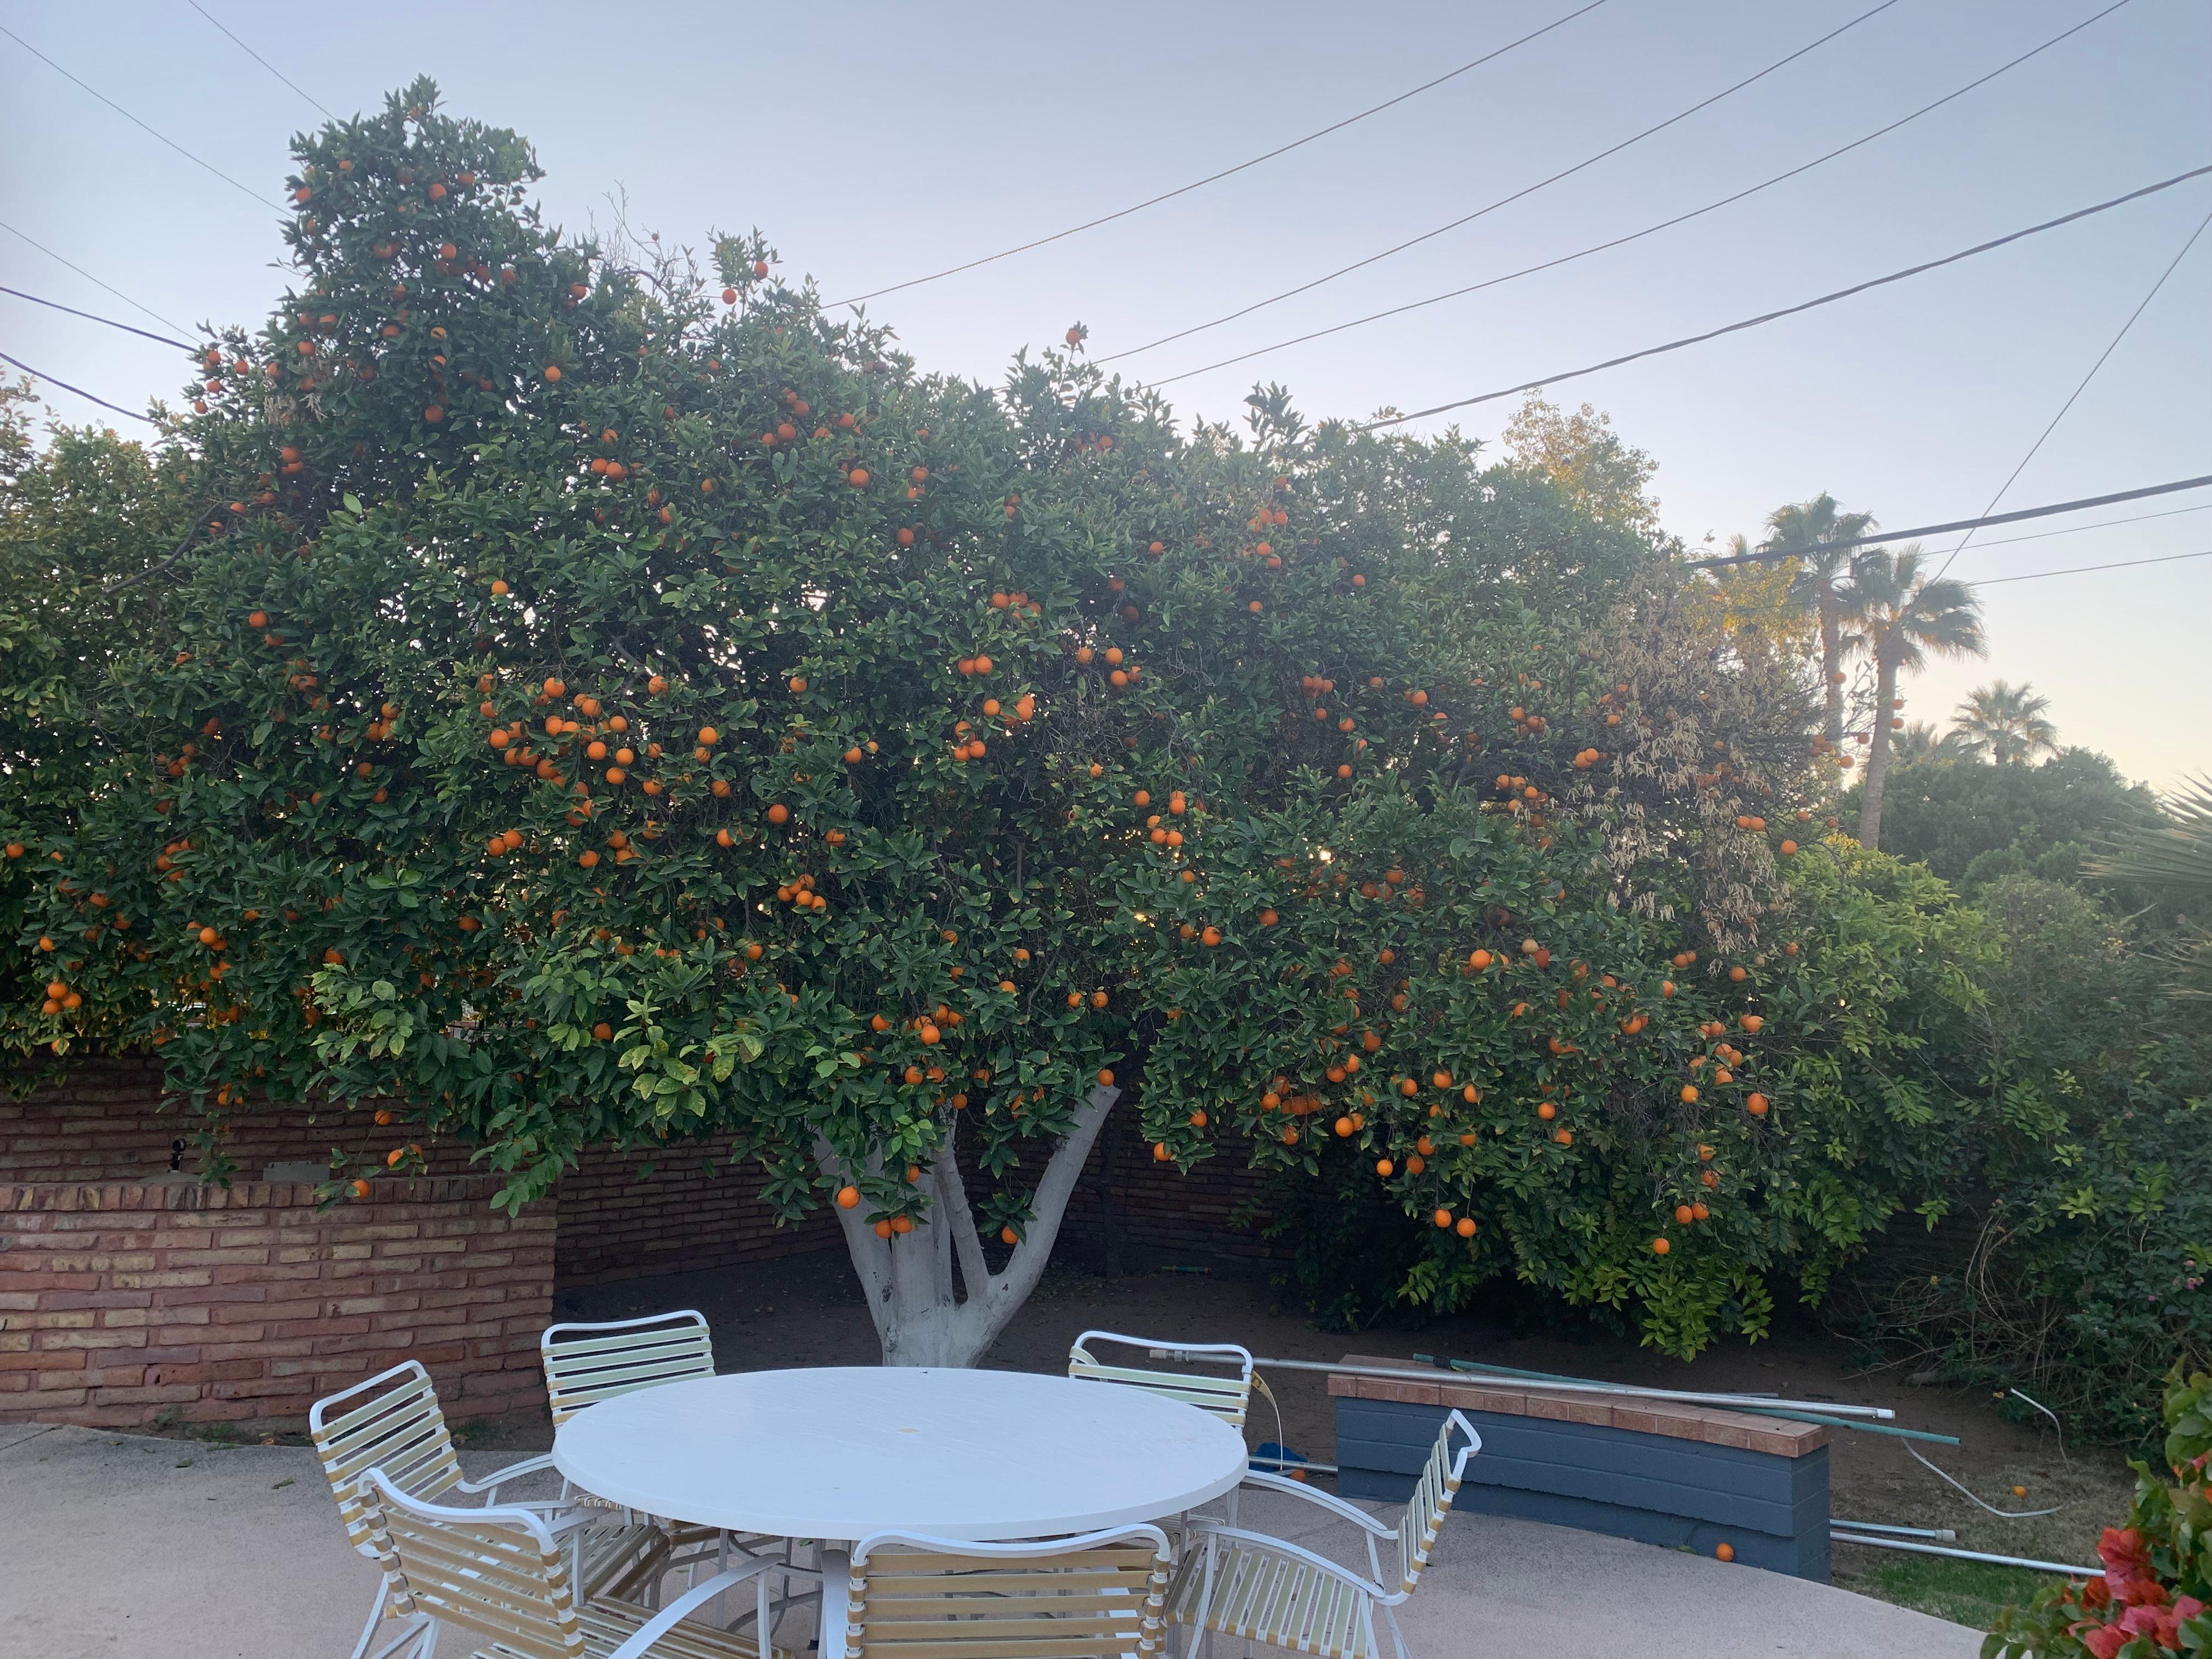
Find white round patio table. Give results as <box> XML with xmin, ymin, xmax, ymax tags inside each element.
<box><xmin>551</xmin><ymin>1366</ymin><xmax>1248</xmax><ymax>1544</ymax></box>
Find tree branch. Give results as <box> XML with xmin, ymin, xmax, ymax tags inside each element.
<box><xmin>932</xmin><ymin>1116</ymin><xmax>991</xmax><ymax>1303</ymax></box>
<box><xmin>974</xmin><ymin>1085</ymin><xmax>1119</xmax><ymax>1346</ymax></box>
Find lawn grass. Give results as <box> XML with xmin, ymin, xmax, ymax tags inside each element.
<box><xmin>1842</xmin><ymin>1552</ymin><xmax>2068</xmax><ymax>1629</ymax></box>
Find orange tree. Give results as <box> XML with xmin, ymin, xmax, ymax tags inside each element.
<box><xmin>12</xmin><ymin>82</ymin><xmax>1971</xmax><ymax>1363</ymax></box>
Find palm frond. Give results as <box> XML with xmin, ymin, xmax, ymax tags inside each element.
<box><xmin>2087</xmin><ymin>775</ymin><xmax>2212</xmax><ymax>894</ymax></box>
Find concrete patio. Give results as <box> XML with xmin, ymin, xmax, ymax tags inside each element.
<box><xmin>2</xmin><ymin>1418</ymin><xmax>1985</xmax><ymax>1659</ymax></box>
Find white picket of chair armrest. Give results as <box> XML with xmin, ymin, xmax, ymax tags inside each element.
<box><xmin>1187</xmin><ymin>1524</ymin><xmax>1401</xmax><ymax>1604</ymax></box>
<box><xmin>1237</xmin><ymin>1470</ymin><xmax>1398</xmax><ymax>1537</ymax></box>
<box><xmin>604</xmin><ymin>1561</ymin><xmax>819</xmax><ymax>1659</ymax></box>
<box><xmin>453</xmin><ymin>1451</ymin><xmax>557</xmax><ymax>1498</ymax></box>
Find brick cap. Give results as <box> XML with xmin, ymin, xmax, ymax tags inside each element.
<box><xmin>1328</xmin><ymin>1352</ymin><xmax>1829</xmax><ymax>1455</ymax></box>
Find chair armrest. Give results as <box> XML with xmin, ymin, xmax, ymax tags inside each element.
<box><xmin>1237</xmin><ymin>1470</ymin><xmax>1398</xmax><ymax>1537</ymax></box>
<box><xmin>604</xmin><ymin>1561</ymin><xmax>822</xmax><ymax>1659</ymax></box>
<box><xmin>1186</xmin><ymin>1531</ymin><xmax>1389</xmax><ymax>1601</ymax></box>
<box><xmin>454</xmin><ymin>1452</ymin><xmax>557</xmax><ymax>1499</ymax></box>
<box><xmin>1187</xmin><ymin>1525</ymin><xmax>1399</xmax><ymax>1604</ymax></box>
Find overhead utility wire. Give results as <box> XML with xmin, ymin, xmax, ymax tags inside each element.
<box><xmin>828</xmin><ymin>0</ymin><xmax>1615</xmax><ymax>307</ymax></box>
<box><xmin>1933</xmin><ymin>205</ymin><xmax>2212</xmax><ymax>580</ymax></box>
<box><xmin>183</xmin><ymin>0</ymin><xmax>334</xmax><ymax>119</ymax></box>
<box><xmin>1359</xmin><ymin>164</ymin><xmax>2212</xmax><ymax>432</ymax></box>
<box><xmin>0</xmin><ymin>349</ymin><xmax>157</xmax><ymax>424</ymax></box>
<box><xmin>0</xmin><ymin>285</ymin><xmax>195</xmax><ymax>351</ymax></box>
<box><xmin>0</xmin><ymin>218</ymin><xmax>194</xmax><ymax>337</ymax></box>
<box><xmin>1686</xmin><ymin>475</ymin><xmax>2212</xmax><ymax>569</ymax></box>
<box><xmin>1098</xmin><ymin>0</ymin><xmax>1906</xmax><ymax>365</ymax></box>
<box><xmin>1970</xmin><ymin>548</ymin><xmax>2212</xmax><ymax>585</ymax></box>
<box><xmin>1149</xmin><ymin>0</ymin><xmax>2135</xmax><ymax>386</ymax></box>
<box><xmin>0</xmin><ymin>21</ymin><xmax>278</xmax><ymax>207</ymax></box>
<box><xmin>1932</xmin><ymin>503</ymin><xmax>2210</xmax><ymax>550</ymax></box>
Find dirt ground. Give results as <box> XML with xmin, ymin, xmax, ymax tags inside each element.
<box><xmin>541</xmin><ymin>1247</ymin><xmax>2134</xmax><ymax>1586</ymax></box>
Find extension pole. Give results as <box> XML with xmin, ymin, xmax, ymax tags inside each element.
<box><xmin>1243</xmin><ymin>1355</ymin><xmax>1897</xmax><ymax>1420</ymax></box>
<box><xmin>1829</xmin><ymin>1533</ymin><xmax>2095</xmax><ymax>1576</ymax></box>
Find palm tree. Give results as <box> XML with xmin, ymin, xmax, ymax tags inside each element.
<box><xmin>1767</xmin><ymin>493</ymin><xmax>1878</xmax><ymax>750</ymax></box>
<box><xmin>1889</xmin><ymin>721</ymin><xmax>1970</xmax><ymax>765</ymax></box>
<box><xmin>1951</xmin><ymin>681</ymin><xmax>2058</xmax><ymax>764</ymax></box>
<box><xmin>1839</xmin><ymin>545</ymin><xmax>1986</xmax><ymax>850</ymax></box>
<box><xmin>2086</xmin><ymin>775</ymin><xmax>2212</xmax><ymax>1001</ymax></box>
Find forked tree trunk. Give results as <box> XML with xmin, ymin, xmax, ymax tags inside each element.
<box><xmin>814</xmin><ymin>1084</ymin><xmax>1121</xmax><ymax>1367</ymax></box>
<box><xmin>1858</xmin><ymin>651</ymin><xmax>1900</xmax><ymax>850</ymax></box>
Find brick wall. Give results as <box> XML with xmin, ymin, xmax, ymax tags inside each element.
<box><xmin>556</xmin><ymin>1139</ymin><xmax>841</xmax><ymax>1287</ymax></box>
<box><xmin>1060</xmin><ymin>1110</ymin><xmax>1279</xmax><ymax>1270</ymax></box>
<box><xmin>0</xmin><ymin>1056</ymin><xmax>476</xmax><ymax>1184</ymax></box>
<box><xmin>0</xmin><ymin>1060</ymin><xmax>1281</xmax><ymax>1427</ymax></box>
<box><xmin>0</xmin><ymin>1176</ymin><xmax>552</xmax><ymax>1430</ymax></box>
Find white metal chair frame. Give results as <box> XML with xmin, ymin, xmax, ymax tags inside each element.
<box><xmin>831</xmin><ymin>1525</ymin><xmax>1173</xmax><ymax>1659</ymax></box>
<box><xmin>1069</xmin><ymin>1330</ymin><xmax>1260</xmax><ymax>1545</ymax></box>
<box><xmin>1067</xmin><ymin>1330</ymin><xmax>1257</xmax><ymax>1427</ymax></box>
<box><xmin>540</xmin><ymin>1307</ymin><xmax>777</xmax><ymax>1582</ymax></box>
<box><xmin>312</xmin><ymin>1359</ymin><xmax>588</xmax><ymax>1659</ymax></box>
<box><xmin>540</xmin><ymin>1310</ymin><xmax>716</xmax><ymax>1427</ymax></box>
<box><xmin>359</xmin><ymin>1466</ymin><xmax>821</xmax><ymax>1659</ymax></box>
<box><xmin>1169</xmin><ymin>1410</ymin><xmax>1481</xmax><ymax>1659</ymax></box>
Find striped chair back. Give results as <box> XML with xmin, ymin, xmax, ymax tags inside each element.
<box><xmin>309</xmin><ymin>1360</ymin><xmax>464</xmax><ymax>1554</ymax></box>
<box><xmin>540</xmin><ymin>1309</ymin><xmax>714</xmax><ymax>1426</ymax></box>
<box><xmin>1395</xmin><ymin>1409</ymin><xmax>1481</xmax><ymax>1594</ymax></box>
<box><xmin>358</xmin><ymin>1468</ymin><xmax>585</xmax><ymax>1659</ymax></box>
<box><xmin>1067</xmin><ymin>1330</ymin><xmax>1254</xmax><ymax>1427</ymax></box>
<box><xmin>848</xmin><ymin>1527</ymin><xmax>1170</xmax><ymax>1658</ymax></box>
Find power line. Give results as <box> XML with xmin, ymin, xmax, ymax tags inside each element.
<box><xmin>0</xmin><ymin>348</ymin><xmax>159</xmax><ymax>425</ymax></box>
<box><xmin>0</xmin><ymin>21</ymin><xmax>277</xmax><ymax>207</ymax></box>
<box><xmin>1929</xmin><ymin>501</ymin><xmax>2210</xmax><ymax>551</ymax></box>
<box><xmin>1686</xmin><ymin>475</ymin><xmax>2212</xmax><ymax>569</ymax></box>
<box><xmin>183</xmin><ymin>0</ymin><xmax>335</xmax><ymax>120</ymax></box>
<box><xmin>828</xmin><ymin>0</ymin><xmax>1616</xmax><ymax>308</ymax></box>
<box><xmin>0</xmin><ymin>218</ymin><xmax>195</xmax><ymax>337</ymax></box>
<box><xmin>0</xmin><ymin>285</ymin><xmax>196</xmax><ymax>351</ymax></box>
<box><xmin>1932</xmin><ymin>204</ymin><xmax>2212</xmax><ymax>580</ymax></box>
<box><xmin>1098</xmin><ymin>0</ymin><xmax>1906</xmax><ymax>365</ymax></box>
<box><xmin>1970</xmin><ymin>548</ymin><xmax>2212</xmax><ymax>585</ymax></box>
<box><xmin>1361</xmin><ymin>163</ymin><xmax>2212</xmax><ymax>432</ymax></box>
<box><xmin>1148</xmin><ymin>0</ymin><xmax>2136</xmax><ymax>387</ymax></box>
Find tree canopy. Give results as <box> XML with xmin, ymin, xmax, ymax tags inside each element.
<box><xmin>7</xmin><ymin>80</ymin><xmax>1984</xmax><ymax>1363</ymax></box>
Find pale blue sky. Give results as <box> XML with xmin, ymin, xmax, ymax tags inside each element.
<box><xmin>4</xmin><ymin>0</ymin><xmax>2207</xmax><ymax>786</ymax></box>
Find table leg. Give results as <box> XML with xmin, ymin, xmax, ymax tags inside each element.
<box><xmin>816</xmin><ymin>1549</ymin><xmax>850</xmax><ymax>1659</ymax></box>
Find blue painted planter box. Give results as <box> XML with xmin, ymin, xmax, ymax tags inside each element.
<box><xmin>1329</xmin><ymin>1356</ymin><xmax>1832</xmax><ymax>1582</ymax></box>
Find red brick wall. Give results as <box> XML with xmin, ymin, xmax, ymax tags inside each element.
<box><xmin>0</xmin><ymin>1056</ymin><xmax>476</xmax><ymax>1184</ymax></box>
<box><xmin>0</xmin><ymin>1176</ymin><xmax>552</xmax><ymax>1430</ymax></box>
<box><xmin>1059</xmin><ymin>1111</ymin><xmax>1280</xmax><ymax>1269</ymax></box>
<box><xmin>556</xmin><ymin>1141</ymin><xmax>841</xmax><ymax>1287</ymax></box>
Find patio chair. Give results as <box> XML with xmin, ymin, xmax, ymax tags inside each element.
<box><xmin>835</xmin><ymin>1525</ymin><xmax>1172</xmax><ymax>1658</ymax></box>
<box><xmin>540</xmin><ymin>1309</ymin><xmax>716</xmax><ymax>1426</ymax></box>
<box><xmin>358</xmin><ymin>1467</ymin><xmax>817</xmax><ymax>1659</ymax></box>
<box><xmin>311</xmin><ymin>1360</ymin><xmax>668</xmax><ymax>1659</ymax></box>
<box><xmin>540</xmin><ymin>1308</ymin><xmax>755</xmax><ymax>1570</ymax></box>
<box><xmin>1164</xmin><ymin>1409</ymin><xmax>1480</xmax><ymax>1659</ymax></box>
<box><xmin>1067</xmin><ymin>1330</ymin><xmax>1256</xmax><ymax>1427</ymax></box>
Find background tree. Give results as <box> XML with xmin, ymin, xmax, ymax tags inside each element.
<box><xmin>1500</xmin><ymin>393</ymin><xmax>1660</xmax><ymax>537</ymax></box>
<box><xmin>1951</xmin><ymin>679</ymin><xmax>2058</xmax><ymax>764</ymax></box>
<box><xmin>1765</xmin><ymin>493</ymin><xmax>1876</xmax><ymax>752</ymax></box>
<box><xmin>1838</xmin><ymin>544</ymin><xmax>1984</xmax><ymax>850</ymax></box>
<box><xmin>1856</xmin><ymin>747</ymin><xmax>2163</xmax><ymax>889</ymax></box>
<box><xmin>1887</xmin><ymin>721</ymin><xmax>1969</xmax><ymax>765</ymax></box>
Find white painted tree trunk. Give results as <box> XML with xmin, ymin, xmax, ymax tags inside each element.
<box><xmin>813</xmin><ymin>1084</ymin><xmax>1121</xmax><ymax>1368</ymax></box>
